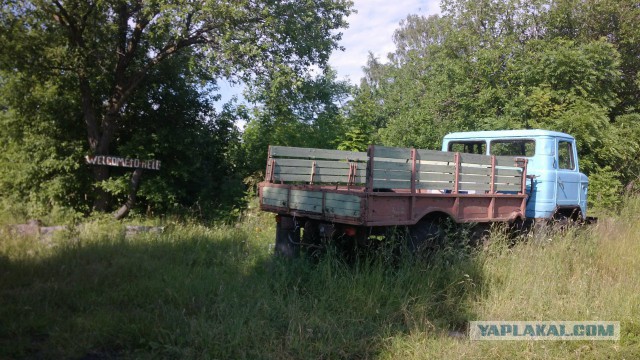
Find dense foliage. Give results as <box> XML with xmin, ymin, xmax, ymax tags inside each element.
<box><xmin>1</xmin><ymin>0</ymin><xmax>639</xmax><ymax>218</ymax></box>
<box><xmin>0</xmin><ymin>0</ymin><xmax>353</xmax><ymax>218</ymax></box>
<box><xmin>347</xmin><ymin>0</ymin><xmax>640</xmax><ymax>209</ymax></box>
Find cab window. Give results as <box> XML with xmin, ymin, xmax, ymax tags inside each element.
<box><xmin>448</xmin><ymin>141</ymin><xmax>486</xmax><ymax>154</ymax></box>
<box><xmin>490</xmin><ymin>140</ymin><xmax>535</xmax><ymax>157</ymax></box>
<box><xmin>558</xmin><ymin>140</ymin><xmax>574</xmax><ymax>170</ymax></box>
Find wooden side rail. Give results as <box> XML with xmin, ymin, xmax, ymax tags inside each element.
<box><xmin>265</xmin><ymin>146</ymin><xmax>368</xmax><ymax>185</ymax></box>
<box><xmin>370</xmin><ymin>145</ymin><xmax>526</xmax><ymax>194</ymax></box>
<box><xmin>264</xmin><ymin>145</ymin><xmax>526</xmax><ymax>194</ymax></box>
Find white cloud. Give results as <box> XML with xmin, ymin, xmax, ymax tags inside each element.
<box><xmin>329</xmin><ymin>0</ymin><xmax>441</xmax><ymax>84</ymax></box>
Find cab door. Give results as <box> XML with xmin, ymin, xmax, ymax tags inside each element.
<box><xmin>555</xmin><ymin>139</ymin><xmax>580</xmax><ymax>206</ymax></box>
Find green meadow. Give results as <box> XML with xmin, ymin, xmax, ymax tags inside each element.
<box><xmin>1</xmin><ymin>199</ymin><xmax>639</xmax><ymax>359</ymax></box>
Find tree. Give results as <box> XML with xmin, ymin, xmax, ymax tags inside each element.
<box><xmin>242</xmin><ymin>68</ymin><xmax>352</xmax><ymax>175</ymax></box>
<box><xmin>1</xmin><ymin>0</ymin><xmax>353</xmax><ymax>212</ymax></box>
<box><xmin>346</xmin><ymin>0</ymin><xmax>640</xmax><ymax>211</ymax></box>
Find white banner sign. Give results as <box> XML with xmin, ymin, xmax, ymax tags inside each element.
<box><xmin>85</xmin><ymin>155</ymin><xmax>160</xmax><ymax>170</ymax></box>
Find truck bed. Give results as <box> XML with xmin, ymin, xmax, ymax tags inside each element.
<box><xmin>259</xmin><ymin>145</ymin><xmax>528</xmax><ymax>226</ymax></box>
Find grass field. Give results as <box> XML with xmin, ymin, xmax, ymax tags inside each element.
<box><xmin>1</xmin><ymin>199</ymin><xmax>639</xmax><ymax>359</ymax></box>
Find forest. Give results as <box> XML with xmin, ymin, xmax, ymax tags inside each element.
<box><xmin>3</xmin><ymin>2</ymin><xmax>640</xmax><ymax>358</ymax></box>
<box><xmin>2</xmin><ymin>0</ymin><xmax>640</xmax><ymax>220</ymax></box>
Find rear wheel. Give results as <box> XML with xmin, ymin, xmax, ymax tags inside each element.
<box><xmin>407</xmin><ymin>219</ymin><xmax>445</xmax><ymax>254</ymax></box>
<box><xmin>275</xmin><ymin>216</ymin><xmax>300</xmax><ymax>258</ymax></box>
<box><xmin>302</xmin><ymin>220</ymin><xmax>323</xmax><ymax>259</ymax></box>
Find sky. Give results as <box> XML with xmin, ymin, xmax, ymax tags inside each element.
<box><xmin>217</xmin><ymin>0</ymin><xmax>441</xmax><ymax>112</ymax></box>
<box><xmin>329</xmin><ymin>0</ymin><xmax>441</xmax><ymax>84</ymax></box>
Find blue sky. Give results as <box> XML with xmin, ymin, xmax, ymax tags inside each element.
<box><xmin>330</xmin><ymin>0</ymin><xmax>441</xmax><ymax>83</ymax></box>
<box><xmin>216</xmin><ymin>0</ymin><xmax>441</xmax><ymax>113</ymax></box>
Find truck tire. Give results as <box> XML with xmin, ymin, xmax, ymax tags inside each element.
<box><xmin>407</xmin><ymin>219</ymin><xmax>444</xmax><ymax>254</ymax></box>
<box><xmin>302</xmin><ymin>220</ymin><xmax>323</xmax><ymax>259</ymax></box>
<box><xmin>275</xmin><ymin>216</ymin><xmax>300</xmax><ymax>258</ymax></box>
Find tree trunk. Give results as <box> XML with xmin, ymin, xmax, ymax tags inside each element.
<box><xmin>114</xmin><ymin>168</ymin><xmax>143</xmax><ymax>220</ymax></box>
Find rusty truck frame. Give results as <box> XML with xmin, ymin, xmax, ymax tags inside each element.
<box><xmin>259</xmin><ymin>144</ymin><xmax>529</xmax><ymax>257</ymax></box>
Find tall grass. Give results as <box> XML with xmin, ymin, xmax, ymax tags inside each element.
<box><xmin>1</xmin><ymin>199</ymin><xmax>639</xmax><ymax>359</ymax></box>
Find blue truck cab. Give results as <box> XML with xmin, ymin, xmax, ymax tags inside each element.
<box><xmin>442</xmin><ymin>130</ymin><xmax>589</xmax><ymax>221</ymax></box>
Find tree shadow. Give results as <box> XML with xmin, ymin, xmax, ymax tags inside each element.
<box><xmin>0</xmin><ymin>225</ymin><xmax>485</xmax><ymax>359</ymax></box>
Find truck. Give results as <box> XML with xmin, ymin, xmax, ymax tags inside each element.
<box><xmin>258</xmin><ymin>129</ymin><xmax>591</xmax><ymax>257</ymax></box>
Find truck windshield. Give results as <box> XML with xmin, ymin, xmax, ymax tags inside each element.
<box><xmin>490</xmin><ymin>140</ymin><xmax>535</xmax><ymax>157</ymax></box>
<box><xmin>448</xmin><ymin>141</ymin><xmax>486</xmax><ymax>154</ymax></box>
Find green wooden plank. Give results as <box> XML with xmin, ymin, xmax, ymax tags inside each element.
<box><xmin>416</xmin><ymin>163</ymin><xmax>455</xmax><ymax>173</ymax></box>
<box><xmin>372</xmin><ymin>168</ymin><xmax>412</xmax><ymax>181</ymax></box>
<box><xmin>459</xmin><ymin>153</ymin><xmax>492</xmax><ymax>166</ymax></box>
<box><xmin>274</xmin><ymin>166</ymin><xmax>311</xmax><ymax>175</ymax></box>
<box><xmin>325</xmin><ymin>192</ymin><xmax>361</xmax><ymax>204</ymax></box>
<box><xmin>373</xmin><ymin>160</ymin><xmax>412</xmax><ymax>171</ymax></box>
<box><xmin>458</xmin><ymin>182</ymin><xmax>491</xmax><ymax>192</ymax></box>
<box><xmin>372</xmin><ymin>179</ymin><xmax>411</xmax><ymax>189</ymax></box>
<box><xmin>458</xmin><ymin>173</ymin><xmax>491</xmax><ymax>183</ymax></box>
<box><xmin>262</xmin><ymin>187</ymin><xmax>289</xmax><ymax>201</ymax></box>
<box><xmin>262</xmin><ymin>197</ymin><xmax>288</xmax><ymax>207</ymax></box>
<box><xmin>494</xmin><ymin>183</ymin><xmax>523</xmax><ymax>192</ymax></box>
<box><xmin>416</xmin><ymin>149</ymin><xmax>455</xmax><ymax>163</ymax></box>
<box><xmin>324</xmin><ymin>199</ymin><xmax>361</xmax><ymax>211</ymax></box>
<box><xmin>495</xmin><ymin>156</ymin><xmax>523</xmax><ymax>167</ymax></box>
<box><xmin>325</xmin><ymin>206</ymin><xmax>360</xmax><ymax>217</ymax></box>
<box><xmin>316</xmin><ymin>168</ymin><xmax>367</xmax><ymax>177</ymax></box>
<box><xmin>290</xmin><ymin>189</ymin><xmax>323</xmax><ymax>199</ymax></box>
<box><xmin>275</xmin><ymin>158</ymin><xmax>366</xmax><ymax>169</ymax></box>
<box><xmin>270</xmin><ymin>146</ymin><xmax>368</xmax><ymax>161</ymax></box>
<box><xmin>273</xmin><ymin>174</ymin><xmax>366</xmax><ymax>184</ymax></box>
<box><xmin>289</xmin><ymin>201</ymin><xmax>322</xmax><ymax>213</ymax></box>
<box><xmin>416</xmin><ymin>172</ymin><xmax>454</xmax><ymax>182</ymax></box>
<box><xmin>457</xmin><ymin>166</ymin><xmax>522</xmax><ymax>177</ymax></box>
<box><xmin>373</xmin><ymin>145</ymin><xmax>412</xmax><ymax>160</ymax></box>
<box><xmin>274</xmin><ymin>166</ymin><xmax>366</xmax><ymax>178</ymax></box>
<box><xmin>415</xmin><ymin>181</ymin><xmax>454</xmax><ymax>191</ymax></box>
<box><xmin>289</xmin><ymin>194</ymin><xmax>323</xmax><ymax>206</ymax></box>
<box><xmin>459</xmin><ymin>166</ymin><xmax>491</xmax><ymax>176</ymax></box>
<box><xmin>495</xmin><ymin>168</ymin><xmax>522</xmax><ymax>177</ymax></box>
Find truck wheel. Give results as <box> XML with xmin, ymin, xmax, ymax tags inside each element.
<box><xmin>407</xmin><ymin>219</ymin><xmax>444</xmax><ymax>254</ymax></box>
<box><xmin>552</xmin><ymin>209</ymin><xmax>583</xmax><ymax>232</ymax></box>
<box><xmin>275</xmin><ymin>216</ymin><xmax>300</xmax><ymax>258</ymax></box>
<box><xmin>302</xmin><ymin>220</ymin><xmax>323</xmax><ymax>259</ymax></box>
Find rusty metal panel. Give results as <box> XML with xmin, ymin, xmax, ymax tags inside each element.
<box><xmin>366</xmin><ymin>196</ymin><xmax>412</xmax><ymax>223</ymax></box>
<box><xmin>458</xmin><ymin>197</ymin><xmax>493</xmax><ymax>217</ymax></box>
